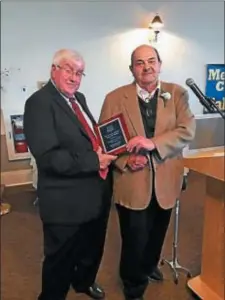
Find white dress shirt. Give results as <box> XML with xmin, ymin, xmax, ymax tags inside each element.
<box><xmin>136</xmin><ymin>81</ymin><xmax>161</xmax><ymax>103</ymax></box>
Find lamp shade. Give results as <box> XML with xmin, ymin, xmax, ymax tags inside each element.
<box><xmin>151</xmin><ymin>14</ymin><xmax>164</xmax><ymax>29</ymax></box>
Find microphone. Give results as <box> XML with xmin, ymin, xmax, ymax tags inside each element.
<box><xmin>185</xmin><ymin>78</ymin><xmax>213</xmax><ymax>112</ymax></box>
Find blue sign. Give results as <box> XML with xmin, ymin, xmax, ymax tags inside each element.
<box><xmin>204</xmin><ymin>64</ymin><xmax>225</xmax><ymax>113</ymax></box>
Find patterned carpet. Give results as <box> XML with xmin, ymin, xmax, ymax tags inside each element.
<box><xmin>1</xmin><ymin>171</ymin><xmax>204</xmax><ymax>300</ymax></box>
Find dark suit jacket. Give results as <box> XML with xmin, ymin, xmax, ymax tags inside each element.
<box><xmin>24</xmin><ymin>81</ymin><xmax>108</xmax><ymax>224</ymax></box>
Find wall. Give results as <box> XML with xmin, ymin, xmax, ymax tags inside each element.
<box><xmin>1</xmin><ymin>1</ymin><xmax>224</xmax><ymax>183</ymax></box>
<box><xmin>1</xmin><ymin>1</ymin><xmax>224</xmax><ymax>118</ymax></box>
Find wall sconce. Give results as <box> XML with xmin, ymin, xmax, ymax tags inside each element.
<box><xmin>148</xmin><ymin>14</ymin><xmax>164</xmax><ymax>43</ymax></box>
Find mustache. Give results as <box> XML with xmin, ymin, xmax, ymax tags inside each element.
<box><xmin>67</xmin><ymin>80</ymin><xmax>79</xmax><ymax>84</ymax></box>
<box><xmin>142</xmin><ymin>70</ymin><xmax>152</xmax><ymax>74</ymax></box>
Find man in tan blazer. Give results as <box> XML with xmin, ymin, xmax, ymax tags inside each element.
<box><xmin>99</xmin><ymin>45</ymin><xmax>196</xmax><ymax>300</ymax></box>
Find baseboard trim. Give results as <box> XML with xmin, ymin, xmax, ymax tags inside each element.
<box><xmin>1</xmin><ymin>169</ymin><xmax>32</xmax><ymax>187</ymax></box>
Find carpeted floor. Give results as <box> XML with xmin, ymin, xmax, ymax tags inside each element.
<box><xmin>1</xmin><ymin>171</ymin><xmax>205</xmax><ymax>300</ymax></box>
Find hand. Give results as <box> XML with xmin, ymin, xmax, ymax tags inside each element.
<box><xmin>127</xmin><ymin>154</ymin><xmax>148</xmax><ymax>171</ymax></box>
<box><xmin>126</xmin><ymin>136</ymin><xmax>155</xmax><ymax>153</ymax></box>
<box><xmin>97</xmin><ymin>152</ymin><xmax>117</xmax><ymax>170</ymax></box>
<box><xmin>97</xmin><ymin>146</ymin><xmax>103</xmax><ymax>154</ymax></box>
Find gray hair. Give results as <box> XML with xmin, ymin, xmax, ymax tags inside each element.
<box><xmin>52</xmin><ymin>49</ymin><xmax>84</xmax><ymax>65</ymax></box>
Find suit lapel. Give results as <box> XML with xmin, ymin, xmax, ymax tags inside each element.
<box><xmin>154</xmin><ymin>81</ymin><xmax>168</xmax><ymax>136</ymax></box>
<box><xmin>122</xmin><ymin>83</ymin><xmax>146</xmax><ymax>136</ymax></box>
<box><xmin>122</xmin><ymin>82</ymin><xmax>169</xmax><ymax>138</ymax></box>
<box><xmin>75</xmin><ymin>93</ymin><xmax>97</xmax><ymax>125</ymax></box>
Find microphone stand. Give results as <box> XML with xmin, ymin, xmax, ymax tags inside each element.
<box><xmin>160</xmin><ymin>175</ymin><xmax>192</xmax><ymax>284</ymax></box>
<box><xmin>204</xmin><ymin>97</ymin><xmax>225</xmax><ymax>120</ymax></box>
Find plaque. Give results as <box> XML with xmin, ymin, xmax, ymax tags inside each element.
<box><xmin>94</xmin><ymin>113</ymin><xmax>130</xmax><ymax>155</ymax></box>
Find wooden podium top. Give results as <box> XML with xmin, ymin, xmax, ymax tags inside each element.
<box><xmin>183</xmin><ymin>146</ymin><xmax>225</xmax><ymax>182</ymax></box>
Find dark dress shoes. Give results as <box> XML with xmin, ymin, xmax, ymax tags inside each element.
<box><xmin>148</xmin><ymin>267</ymin><xmax>164</xmax><ymax>282</ymax></box>
<box><xmin>83</xmin><ymin>283</ymin><xmax>105</xmax><ymax>299</ymax></box>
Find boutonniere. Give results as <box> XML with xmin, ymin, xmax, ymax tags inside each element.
<box><xmin>159</xmin><ymin>90</ymin><xmax>171</xmax><ymax>107</ymax></box>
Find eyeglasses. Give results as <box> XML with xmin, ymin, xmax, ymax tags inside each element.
<box><xmin>55</xmin><ymin>65</ymin><xmax>86</xmax><ymax>78</ymax></box>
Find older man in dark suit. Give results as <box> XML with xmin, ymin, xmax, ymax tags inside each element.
<box><xmin>24</xmin><ymin>49</ymin><xmax>116</xmax><ymax>300</ymax></box>
<box><xmin>99</xmin><ymin>45</ymin><xmax>196</xmax><ymax>300</ymax></box>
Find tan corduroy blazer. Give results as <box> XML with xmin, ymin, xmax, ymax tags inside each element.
<box><xmin>99</xmin><ymin>82</ymin><xmax>196</xmax><ymax>210</ymax></box>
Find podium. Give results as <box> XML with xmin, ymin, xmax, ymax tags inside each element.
<box><xmin>183</xmin><ymin>146</ymin><xmax>224</xmax><ymax>300</ymax></box>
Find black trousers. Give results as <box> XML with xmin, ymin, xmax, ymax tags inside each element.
<box><xmin>38</xmin><ymin>180</ymin><xmax>112</xmax><ymax>300</ymax></box>
<box><xmin>116</xmin><ymin>190</ymin><xmax>172</xmax><ymax>299</ymax></box>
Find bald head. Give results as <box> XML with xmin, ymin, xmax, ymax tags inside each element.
<box><xmin>130</xmin><ymin>45</ymin><xmax>162</xmax><ymax>67</ymax></box>
<box><xmin>129</xmin><ymin>44</ymin><xmax>162</xmax><ymax>90</ymax></box>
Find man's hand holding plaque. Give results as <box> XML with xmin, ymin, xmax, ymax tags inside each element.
<box><xmin>94</xmin><ymin>113</ymin><xmax>130</xmax><ymax>156</ymax></box>
<box><xmin>96</xmin><ymin>147</ymin><xmax>117</xmax><ymax>169</ymax></box>
<box><xmin>126</xmin><ymin>136</ymin><xmax>156</xmax><ymax>152</ymax></box>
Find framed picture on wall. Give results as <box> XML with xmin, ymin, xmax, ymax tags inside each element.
<box><xmin>3</xmin><ymin>112</ymin><xmax>30</xmax><ymax>161</ymax></box>
<box><xmin>2</xmin><ymin>80</ymin><xmax>48</xmax><ymax>161</ymax></box>
<box><xmin>1</xmin><ymin>109</ymin><xmax>6</xmax><ymax>135</ymax></box>
<box><xmin>204</xmin><ymin>64</ymin><xmax>225</xmax><ymax>114</ymax></box>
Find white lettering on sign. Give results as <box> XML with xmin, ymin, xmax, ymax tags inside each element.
<box><xmin>216</xmin><ymin>81</ymin><xmax>224</xmax><ymax>91</ymax></box>
<box><xmin>208</xmin><ymin>69</ymin><xmax>225</xmax><ymax>81</ymax></box>
<box><xmin>215</xmin><ymin>98</ymin><xmax>225</xmax><ymax>110</ymax></box>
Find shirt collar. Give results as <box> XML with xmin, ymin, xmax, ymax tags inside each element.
<box><xmin>136</xmin><ymin>81</ymin><xmax>161</xmax><ymax>103</ymax></box>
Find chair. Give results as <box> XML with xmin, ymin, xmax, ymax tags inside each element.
<box><xmin>30</xmin><ymin>154</ymin><xmax>39</xmax><ymax>206</ymax></box>
<box><xmin>0</xmin><ymin>184</ymin><xmax>11</xmax><ymax>216</ymax></box>
<box><xmin>160</xmin><ymin>174</ymin><xmax>192</xmax><ymax>284</ymax></box>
